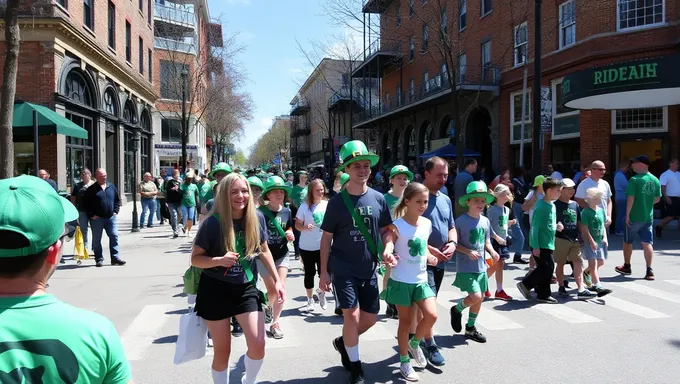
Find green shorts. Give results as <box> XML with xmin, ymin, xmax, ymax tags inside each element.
<box><xmin>452</xmin><ymin>272</ymin><xmax>489</xmax><ymax>294</ymax></box>
<box><xmin>384</xmin><ymin>279</ymin><xmax>435</xmax><ymax>307</ymax></box>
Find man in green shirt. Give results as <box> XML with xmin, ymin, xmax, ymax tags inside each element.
<box><xmin>0</xmin><ymin>176</ymin><xmax>133</xmax><ymax>384</ymax></box>
<box><xmin>518</xmin><ymin>177</ymin><xmax>564</xmax><ymax>303</ymax></box>
<box><xmin>616</xmin><ymin>155</ymin><xmax>661</xmax><ymax>280</ymax></box>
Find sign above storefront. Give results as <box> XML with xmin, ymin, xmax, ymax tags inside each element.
<box><xmin>154</xmin><ymin>143</ymin><xmax>198</xmax><ymax>158</ymax></box>
<box><xmin>563</xmin><ymin>54</ymin><xmax>680</xmax><ymax>109</ymax></box>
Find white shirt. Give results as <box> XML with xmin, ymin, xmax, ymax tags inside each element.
<box><xmin>391</xmin><ymin>217</ymin><xmax>432</xmax><ymax>284</ymax></box>
<box><xmin>524</xmin><ymin>190</ymin><xmax>544</xmax><ymax>225</ymax></box>
<box><xmin>295</xmin><ymin>200</ymin><xmax>328</xmax><ymax>251</ymax></box>
<box><xmin>660</xmin><ymin>170</ymin><xmax>680</xmax><ymax>197</ymax></box>
<box><xmin>574</xmin><ymin>177</ymin><xmax>612</xmax><ymax>212</ymax></box>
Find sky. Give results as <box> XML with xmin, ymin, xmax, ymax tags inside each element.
<box><xmin>208</xmin><ymin>0</ymin><xmax>345</xmax><ymax>156</ymax></box>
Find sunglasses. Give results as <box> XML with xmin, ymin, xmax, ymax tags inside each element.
<box><xmin>60</xmin><ymin>222</ymin><xmax>77</xmax><ymax>243</ymax></box>
<box><xmin>592</xmin><ymin>168</ymin><xmax>606</xmax><ymax>171</ymax></box>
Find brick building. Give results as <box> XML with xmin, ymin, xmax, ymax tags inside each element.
<box><xmin>356</xmin><ymin>0</ymin><xmax>680</xmax><ymax>176</ymax></box>
<box><xmin>5</xmin><ymin>0</ymin><xmax>156</xmax><ymax>196</ymax></box>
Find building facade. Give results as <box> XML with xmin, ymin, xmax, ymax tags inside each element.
<box><xmin>5</xmin><ymin>0</ymin><xmax>156</xmax><ymax>197</ymax></box>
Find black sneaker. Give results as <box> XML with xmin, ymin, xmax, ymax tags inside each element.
<box><xmin>514</xmin><ymin>255</ymin><xmax>529</xmax><ymax>264</ymax></box>
<box><xmin>95</xmin><ymin>260</ymin><xmax>104</xmax><ymax>268</ymax></box>
<box><xmin>537</xmin><ymin>296</ymin><xmax>558</xmax><ymax>304</ymax></box>
<box><xmin>563</xmin><ymin>280</ymin><xmax>571</xmax><ymax>289</ymax></box>
<box><xmin>332</xmin><ymin>336</ymin><xmax>351</xmax><ymax>371</ymax></box>
<box><xmin>173</xmin><ymin>233</ymin><xmax>179</xmax><ymax>239</ymax></box>
<box><xmin>464</xmin><ymin>325</ymin><xmax>487</xmax><ymax>343</ymax></box>
<box><xmin>111</xmin><ymin>258</ymin><xmax>126</xmax><ymax>266</ymax></box>
<box><xmin>595</xmin><ymin>286</ymin><xmax>613</xmax><ymax>297</ymax></box>
<box><xmin>615</xmin><ymin>264</ymin><xmax>632</xmax><ymax>275</ymax></box>
<box><xmin>349</xmin><ymin>361</ymin><xmax>364</xmax><ymax>384</ymax></box>
<box><xmin>449</xmin><ymin>306</ymin><xmax>463</xmax><ymax>333</ymax></box>
<box><xmin>645</xmin><ymin>268</ymin><xmax>655</xmax><ymax>281</ymax></box>
<box><xmin>335</xmin><ymin>307</ymin><xmax>343</xmax><ymax>316</ymax></box>
<box><xmin>231</xmin><ymin>321</ymin><xmax>244</xmax><ymax>337</ymax></box>
<box><xmin>389</xmin><ymin>304</ymin><xmax>399</xmax><ymax>319</ymax></box>
<box><xmin>655</xmin><ymin>225</ymin><xmax>662</xmax><ymax>238</ymax></box>
<box><xmin>558</xmin><ymin>286</ymin><xmax>570</xmax><ymax>297</ymax></box>
<box><xmin>385</xmin><ymin>304</ymin><xmax>394</xmax><ymax>317</ymax></box>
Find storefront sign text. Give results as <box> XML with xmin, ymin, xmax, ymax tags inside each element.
<box><xmin>593</xmin><ymin>63</ymin><xmax>658</xmax><ymax>86</ymax></box>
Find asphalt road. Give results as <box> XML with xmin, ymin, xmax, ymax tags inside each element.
<box><xmin>47</xmin><ymin>203</ymin><xmax>680</xmax><ymax>384</ymax></box>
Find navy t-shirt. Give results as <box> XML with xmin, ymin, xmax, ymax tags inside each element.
<box><xmin>423</xmin><ymin>192</ymin><xmax>456</xmax><ymax>270</ymax></box>
<box><xmin>259</xmin><ymin>206</ymin><xmax>293</xmax><ymax>260</ymax></box>
<box><xmin>193</xmin><ymin>211</ymin><xmax>268</xmax><ymax>284</ymax></box>
<box><xmin>554</xmin><ymin>199</ymin><xmax>580</xmax><ymax>242</ymax></box>
<box><xmin>321</xmin><ymin>188</ymin><xmax>392</xmax><ymax>280</ymax></box>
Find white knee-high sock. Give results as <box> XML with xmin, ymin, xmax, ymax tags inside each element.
<box><xmin>243</xmin><ymin>355</ymin><xmax>264</xmax><ymax>384</ymax></box>
<box><xmin>345</xmin><ymin>343</ymin><xmax>360</xmax><ymax>362</ymax></box>
<box><xmin>211</xmin><ymin>368</ymin><xmax>229</xmax><ymax>384</ymax></box>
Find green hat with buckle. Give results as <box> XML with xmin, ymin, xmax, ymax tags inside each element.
<box><xmin>247</xmin><ymin>176</ymin><xmax>264</xmax><ymax>191</ymax></box>
<box><xmin>262</xmin><ymin>175</ymin><xmax>292</xmax><ymax>197</ymax></box>
<box><xmin>209</xmin><ymin>162</ymin><xmax>232</xmax><ymax>180</ymax></box>
<box><xmin>338</xmin><ymin>140</ymin><xmax>379</xmax><ymax>171</ymax></box>
<box><xmin>389</xmin><ymin>165</ymin><xmax>413</xmax><ymax>182</ymax></box>
<box><xmin>0</xmin><ymin>175</ymin><xmax>79</xmax><ymax>258</ymax></box>
<box><xmin>340</xmin><ymin>173</ymin><xmax>350</xmax><ymax>188</ymax></box>
<box><xmin>458</xmin><ymin>180</ymin><xmax>494</xmax><ymax>207</ymax></box>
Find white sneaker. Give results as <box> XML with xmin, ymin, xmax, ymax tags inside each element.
<box><xmin>317</xmin><ymin>289</ymin><xmax>327</xmax><ymax>310</ymax></box>
<box><xmin>408</xmin><ymin>343</ymin><xmax>428</xmax><ymax>368</ymax></box>
<box><xmin>299</xmin><ymin>299</ymin><xmax>314</xmax><ymax>313</ymax></box>
<box><xmin>400</xmin><ymin>362</ymin><xmax>419</xmax><ymax>381</ymax></box>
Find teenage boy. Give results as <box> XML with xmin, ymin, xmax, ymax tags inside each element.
<box><xmin>320</xmin><ymin>140</ymin><xmax>395</xmax><ymax>384</ymax></box>
<box><xmin>517</xmin><ymin>177</ymin><xmax>564</xmax><ymax>303</ymax></box>
<box><xmin>553</xmin><ymin>179</ymin><xmax>595</xmax><ymax>299</ymax></box>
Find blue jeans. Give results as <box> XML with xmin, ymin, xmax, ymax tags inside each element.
<box><xmin>615</xmin><ymin>199</ymin><xmax>627</xmax><ymax>234</ymax></box>
<box><xmin>78</xmin><ymin>210</ymin><xmax>90</xmax><ymax>249</ymax></box>
<box><xmin>90</xmin><ymin>216</ymin><xmax>119</xmax><ymax>262</ymax></box>
<box><xmin>140</xmin><ymin>198</ymin><xmax>156</xmax><ymax>227</ymax></box>
<box><xmin>180</xmin><ymin>205</ymin><xmax>196</xmax><ymax>227</ymax></box>
<box><xmin>156</xmin><ymin>199</ymin><xmax>162</xmax><ymax>221</ymax></box>
<box><xmin>512</xmin><ymin>201</ymin><xmax>527</xmax><ymax>256</ymax></box>
<box><xmin>168</xmin><ymin>203</ymin><xmax>181</xmax><ymax>234</ymax></box>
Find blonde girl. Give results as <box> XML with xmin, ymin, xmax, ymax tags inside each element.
<box><xmin>485</xmin><ymin>184</ymin><xmax>516</xmax><ymax>300</ymax></box>
<box><xmin>580</xmin><ymin>187</ymin><xmax>613</xmax><ymax>297</ymax></box>
<box><xmin>382</xmin><ymin>182</ymin><xmax>438</xmax><ymax>382</ymax></box>
<box><xmin>191</xmin><ymin>173</ymin><xmax>285</xmax><ymax>384</ymax></box>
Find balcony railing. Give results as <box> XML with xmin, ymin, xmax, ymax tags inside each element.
<box><xmin>290</xmin><ymin>98</ymin><xmax>310</xmax><ymax>116</ymax></box>
<box><xmin>352</xmin><ymin>40</ymin><xmax>401</xmax><ymax>77</ymax></box>
<box><xmin>154</xmin><ymin>37</ymin><xmax>196</xmax><ymax>54</ymax></box>
<box><xmin>362</xmin><ymin>0</ymin><xmax>395</xmax><ymax>13</ymax></box>
<box><xmin>290</xmin><ymin>118</ymin><xmax>311</xmax><ymax>137</ymax></box>
<box><xmin>154</xmin><ymin>3</ymin><xmax>195</xmax><ymax>27</ymax></box>
<box><xmin>353</xmin><ymin>65</ymin><xmax>501</xmax><ymax>126</ymax></box>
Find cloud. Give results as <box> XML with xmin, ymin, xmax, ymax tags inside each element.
<box><xmin>260</xmin><ymin>117</ymin><xmax>273</xmax><ymax>128</ymax></box>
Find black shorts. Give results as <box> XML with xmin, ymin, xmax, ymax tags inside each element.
<box><xmin>427</xmin><ymin>266</ymin><xmax>445</xmax><ymax>296</ymax></box>
<box><xmin>332</xmin><ymin>274</ymin><xmax>380</xmax><ymax>314</ymax></box>
<box><xmin>195</xmin><ymin>274</ymin><xmax>262</xmax><ymax>321</ymax></box>
<box><xmin>663</xmin><ymin>196</ymin><xmax>680</xmax><ymax>218</ymax></box>
<box><xmin>491</xmin><ymin>239</ymin><xmax>511</xmax><ymax>260</ymax></box>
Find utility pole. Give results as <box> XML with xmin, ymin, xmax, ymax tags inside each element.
<box><xmin>180</xmin><ymin>69</ymin><xmax>188</xmax><ymax>173</ymax></box>
<box><xmin>532</xmin><ymin>0</ymin><xmax>543</xmax><ymax>174</ymax></box>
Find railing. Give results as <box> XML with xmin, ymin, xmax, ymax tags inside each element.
<box><xmin>154</xmin><ymin>3</ymin><xmax>195</xmax><ymax>27</ymax></box>
<box><xmin>154</xmin><ymin>37</ymin><xmax>196</xmax><ymax>54</ymax></box>
<box><xmin>363</xmin><ymin>39</ymin><xmax>401</xmax><ymax>59</ymax></box>
<box><xmin>290</xmin><ymin>98</ymin><xmax>310</xmax><ymax>115</ymax></box>
<box><xmin>290</xmin><ymin>117</ymin><xmax>311</xmax><ymax>137</ymax></box>
<box><xmin>353</xmin><ymin>65</ymin><xmax>501</xmax><ymax>125</ymax></box>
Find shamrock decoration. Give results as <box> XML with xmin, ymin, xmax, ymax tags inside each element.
<box><xmin>407</xmin><ymin>238</ymin><xmax>426</xmax><ymax>257</ymax></box>
<box><xmin>591</xmin><ymin>214</ymin><xmax>604</xmax><ymax>237</ymax></box>
<box><xmin>313</xmin><ymin>211</ymin><xmax>325</xmax><ymax>225</ymax></box>
<box><xmin>498</xmin><ymin>214</ymin><xmax>508</xmax><ymax>228</ymax></box>
<box><xmin>469</xmin><ymin>227</ymin><xmax>485</xmax><ymax>246</ymax></box>
<box><xmin>563</xmin><ymin>209</ymin><xmax>577</xmax><ymax>225</ymax></box>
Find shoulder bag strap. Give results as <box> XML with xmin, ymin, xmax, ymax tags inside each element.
<box><xmin>340</xmin><ymin>190</ymin><xmax>385</xmax><ymax>275</ymax></box>
<box><xmin>258</xmin><ymin>206</ymin><xmax>287</xmax><ymax>238</ymax></box>
<box><xmin>212</xmin><ymin>213</ymin><xmax>256</xmax><ymax>285</ymax></box>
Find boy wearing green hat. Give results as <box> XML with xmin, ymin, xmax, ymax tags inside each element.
<box><xmin>319</xmin><ymin>140</ymin><xmax>395</xmax><ymax>383</ymax></box>
<box><xmin>0</xmin><ymin>176</ymin><xmax>132</xmax><ymax>383</ymax></box>
<box><xmin>449</xmin><ymin>180</ymin><xmax>499</xmax><ymax>343</ymax></box>
<box><xmin>203</xmin><ymin>162</ymin><xmax>232</xmax><ymax>206</ymax></box>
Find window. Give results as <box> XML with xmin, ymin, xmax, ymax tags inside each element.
<box><xmin>83</xmin><ymin>0</ymin><xmax>93</xmax><ymax>29</ymax></box>
<box><xmin>396</xmin><ymin>84</ymin><xmax>402</xmax><ymax>106</ymax></box>
<box><xmin>612</xmin><ymin>107</ymin><xmax>667</xmax><ymax>134</ymax></box>
<box><xmin>409</xmin><ymin>36</ymin><xmax>415</xmax><ymax>61</ymax></box>
<box><xmin>139</xmin><ymin>0</ymin><xmax>143</xmax><ymax>12</ymax></box>
<box><xmin>66</xmin><ymin>112</ymin><xmax>94</xmax><ymax>190</ymax></box>
<box><xmin>440</xmin><ymin>8</ymin><xmax>448</xmax><ymax>37</ymax></box>
<box><xmin>139</xmin><ymin>38</ymin><xmax>144</xmax><ymax>73</ymax></box>
<box><xmin>396</xmin><ymin>8</ymin><xmax>401</xmax><ymax>27</ymax></box>
<box><xmin>106</xmin><ymin>3</ymin><xmax>116</xmax><ymax>49</ymax></box>
<box><xmin>459</xmin><ymin>0</ymin><xmax>467</xmax><ymax>30</ymax></box>
<box><xmin>458</xmin><ymin>53</ymin><xmax>467</xmax><ymax>83</ymax></box>
<box><xmin>552</xmin><ymin>78</ymin><xmax>580</xmax><ymax>138</ymax></box>
<box><xmin>423</xmin><ymin>69</ymin><xmax>429</xmax><ymax>92</ymax></box>
<box><xmin>409</xmin><ymin>78</ymin><xmax>415</xmax><ymax>102</ymax></box>
<box><xmin>510</xmin><ymin>90</ymin><xmax>532</xmax><ymax>143</ymax></box>
<box><xmin>481</xmin><ymin>0</ymin><xmax>492</xmax><ymax>16</ymax></box>
<box><xmin>617</xmin><ymin>0</ymin><xmax>664</xmax><ymax>31</ymax></box>
<box><xmin>160</xmin><ymin>60</ymin><xmax>191</xmax><ymax>100</ymax></box>
<box><xmin>441</xmin><ymin>62</ymin><xmax>448</xmax><ymax>81</ymax></box>
<box><xmin>55</xmin><ymin>0</ymin><xmax>65</xmax><ymax>6</ymax></box>
<box><xmin>148</xmin><ymin>49</ymin><xmax>152</xmax><ymax>82</ymax></box>
<box><xmin>514</xmin><ymin>22</ymin><xmax>528</xmax><ymax>66</ymax></box>
<box><xmin>385</xmin><ymin>92</ymin><xmax>390</xmax><ymax>107</ymax></box>
<box><xmin>409</xmin><ymin>0</ymin><xmax>414</xmax><ymax>16</ymax></box>
<box><xmin>148</xmin><ymin>0</ymin><xmax>152</xmax><ymax>24</ymax></box>
<box><xmin>422</xmin><ymin>24</ymin><xmax>429</xmax><ymax>52</ymax></box>
<box><xmin>481</xmin><ymin>40</ymin><xmax>491</xmax><ymax>68</ymax></box>
<box><xmin>161</xmin><ymin>118</ymin><xmax>182</xmax><ymax>143</ymax></box>
<box><xmin>125</xmin><ymin>21</ymin><xmax>131</xmax><ymax>63</ymax></box>
<box><xmin>559</xmin><ymin>1</ymin><xmax>576</xmax><ymax>48</ymax></box>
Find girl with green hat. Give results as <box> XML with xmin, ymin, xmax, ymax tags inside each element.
<box><xmin>256</xmin><ymin>176</ymin><xmax>295</xmax><ymax>339</ymax></box>
<box><xmin>247</xmin><ymin>176</ymin><xmax>264</xmax><ymax>207</ymax></box>
<box><xmin>449</xmin><ymin>180</ymin><xmax>499</xmax><ymax>344</ymax></box>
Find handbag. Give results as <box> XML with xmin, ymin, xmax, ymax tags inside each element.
<box><xmin>173</xmin><ymin>307</ymin><xmax>208</xmax><ymax>365</ymax></box>
<box><xmin>339</xmin><ymin>189</ymin><xmax>385</xmax><ymax>276</ymax></box>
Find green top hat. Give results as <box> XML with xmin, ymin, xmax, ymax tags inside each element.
<box><xmin>262</xmin><ymin>176</ymin><xmax>292</xmax><ymax>197</ymax></box>
<box><xmin>340</xmin><ymin>173</ymin><xmax>350</xmax><ymax>187</ymax></box>
<box><xmin>247</xmin><ymin>176</ymin><xmax>264</xmax><ymax>191</ymax></box>
<box><xmin>458</xmin><ymin>180</ymin><xmax>494</xmax><ymax>207</ymax></box>
<box><xmin>338</xmin><ymin>140</ymin><xmax>379</xmax><ymax>171</ymax></box>
<box><xmin>0</xmin><ymin>175</ymin><xmax>78</xmax><ymax>258</ymax></box>
<box><xmin>209</xmin><ymin>162</ymin><xmax>232</xmax><ymax>179</ymax></box>
<box><xmin>389</xmin><ymin>165</ymin><xmax>413</xmax><ymax>182</ymax></box>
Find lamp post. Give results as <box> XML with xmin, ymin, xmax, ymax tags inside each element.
<box><xmin>180</xmin><ymin>68</ymin><xmax>188</xmax><ymax>173</ymax></box>
<box><xmin>130</xmin><ymin>134</ymin><xmax>140</xmax><ymax>232</ymax></box>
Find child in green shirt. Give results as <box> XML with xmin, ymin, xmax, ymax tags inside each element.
<box><xmin>517</xmin><ymin>177</ymin><xmax>563</xmax><ymax>303</ymax></box>
<box><xmin>581</xmin><ymin>187</ymin><xmax>613</xmax><ymax>297</ymax></box>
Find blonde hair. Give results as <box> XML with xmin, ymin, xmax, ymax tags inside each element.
<box><xmin>492</xmin><ymin>184</ymin><xmax>513</xmax><ymax>204</ymax></box>
<box><xmin>213</xmin><ymin>173</ymin><xmax>261</xmax><ymax>259</ymax></box>
<box><xmin>585</xmin><ymin>187</ymin><xmax>603</xmax><ymax>203</ymax></box>
<box><xmin>306</xmin><ymin>178</ymin><xmax>328</xmax><ymax>207</ymax></box>
<box><xmin>393</xmin><ymin>182</ymin><xmax>429</xmax><ymax>219</ymax></box>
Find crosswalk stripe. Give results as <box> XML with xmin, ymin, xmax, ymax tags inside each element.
<box><xmin>475</xmin><ymin>305</ymin><xmax>525</xmax><ymax>330</ymax></box>
<box><xmin>532</xmin><ymin>303</ymin><xmax>602</xmax><ymax>324</ymax></box>
<box><xmin>122</xmin><ymin>304</ymin><xmax>174</xmax><ymax>361</ymax></box>
<box><xmin>609</xmin><ymin>282</ymin><xmax>680</xmax><ymax>304</ymax></box>
<box><xmin>596</xmin><ymin>296</ymin><xmax>670</xmax><ymax>319</ymax></box>
<box><xmin>665</xmin><ymin>280</ymin><xmax>680</xmax><ymax>287</ymax></box>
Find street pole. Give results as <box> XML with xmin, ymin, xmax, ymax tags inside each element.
<box><xmin>130</xmin><ymin>135</ymin><xmax>140</xmax><ymax>232</ymax></box>
<box><xmin>180</xmin><ymin>69</ymin><xmax>188</xmax><ymax>174</ymax></box>
<box><xmin>532</xmin><ymin>0</ymin><xmax>543</xmax><ymax>175</ymax></box>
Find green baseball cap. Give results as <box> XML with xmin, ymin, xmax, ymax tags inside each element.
<box><xmin>247</xmin><ymin>176</ymin><xmax>264</xmax><ymax>190</ymax></box>
<box><xmin>458</xmin><ymin>180</ymin><xmax>494</xmax><ymax>207</ymax></box>
<box><xmin>0</xmin><ymin>175</ymin><xmax>78</xmax><ymax>257</ymax></box>
<box><xmin>389</xmin><ymin>165</ymin><xmax>413</xmax><ymax>182</ymax></box>
<box><xmin>262</xmin><ymin>175</ymin><xmax>292</xmax><ymax>196</ymax></box>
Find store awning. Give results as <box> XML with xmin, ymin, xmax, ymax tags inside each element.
<box><xmin>12</xmin><ymin>101</ymin><xmax>88</xmax><ymax>139</ymax></box>
<box><xmin>563</xmin><ymin>54</ymin><xmax>680</xmax><ymax>110</ymax></box>
<box><xmin>420</xmin><ymin>144</ymin><xmax>481</xmax><ymax>159</ymax></box>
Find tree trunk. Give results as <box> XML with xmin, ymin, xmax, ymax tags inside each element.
<box><xmin>0</xmin><ymin>0</ymin><xmax>21</xmax><ymax>179</ymax></box>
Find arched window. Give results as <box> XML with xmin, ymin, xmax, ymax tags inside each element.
<box><xmin>104</xmin><ymin>88</ymin><xmax>117</xmax><ymax>116</ymax></box>
<box><xmin>423</xmin><ymin>123</ymin><xmax>432</xmax><ymax>153</ymax></box>
<box><xmin>140</xmin><ymin>110</ymin><xmax>151</xmax><ymax>131</ymax></box>
<box><xmin>408</xmin><ymin>128</ymin><xmax>417</xmax><ymax>158</ymax></box>
<box><xmin>65</xmin><ymin>71</ymin><xmax>93</xmax><ymax>107</ymax></box>
<box><xmin>123</xmin><ymin>99</ymin><xmax>137</xmax><ymax>125</ymax></box>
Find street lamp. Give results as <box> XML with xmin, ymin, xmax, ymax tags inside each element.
<box><xmin>130</xmin><ymin>134</ymin><xmax>141</xmax><ymax>232</ymax></box>
<box><xmin>180</xmin><ymin>68</ymin><xmax>188</xmax><ymax>172</ymax></box>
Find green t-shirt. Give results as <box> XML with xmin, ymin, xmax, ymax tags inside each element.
<box><xmin>180</xmin><ymin>183</ymin><xmax>198</xmax><ymax>207</ymax></box>
<box><xmin>626</xmin><ymin>172</ymin><xmax>661</xmax><ymax>223</ymax></box>
<box><xmin>199</xmin><ymin>182</ymin><xmax>212</xmax><ymax>205</ymax></box>
<box><xmin>383</xmin><ymin>192</ymin><xmax>400</xmax><ymax>215</ymax></box>
<box><xmin>0</xmin><ymin>294</ymin><xmax>132</xmax><ymax>384</ymax></box>
<box><xmin>581</xmin><ymin>207</ymin><xmax>606</xmax><ymax>245</ymax></box>
<box><xmin>529</xmin><ymin>198</ymin><xmax>556</xmax><ymax>251</ymax></box>
<box><xmin>291</xmin><ymin>184</ymin><xmax>307</xmax><ymax>207</ymax></box>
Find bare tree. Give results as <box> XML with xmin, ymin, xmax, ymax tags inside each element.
<box><xmin>0</xmin><ymin>0</ymin><xmax>20</xmax><ymax>179</ymax></box>
<box><xmin>248</xmin><ymin>120</ymin><xmax>289</xmax><ymax>168</ymax></box>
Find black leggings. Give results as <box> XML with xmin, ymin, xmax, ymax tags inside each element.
<box><xmin>300</xmin><ymin>249</ymin><xmax>321</xmax><ymax>290</ymax></box>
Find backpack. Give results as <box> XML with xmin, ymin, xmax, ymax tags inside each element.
<box><xmin>165</xmin><ymin>179</ymin><xmax>183</xmax><ymax>204</ymax></box>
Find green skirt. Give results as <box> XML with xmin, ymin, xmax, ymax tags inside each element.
<box><xmin>452</xmin><ymin>272</ymin><xmax>488</xmax><ymax>294</ymax></box>
<box><xmin>384</xmin><ymin>279</ymin><xmax>435</xmax><ymax>307</ymax></box>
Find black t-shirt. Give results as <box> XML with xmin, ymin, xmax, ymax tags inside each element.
<box><xmin>73</xmin><ymin>181</ymin><xmax>93</xmax><ymax>211</ymax></box>
<box><xmin>259</xmin><ymin>206</ymin><xmax>293</xmax><ymax>260</ymax></box>
<box><xmin>554</xmin><ymin>199</ymin><xmax>580</xmax><ymax>242</ymax></box>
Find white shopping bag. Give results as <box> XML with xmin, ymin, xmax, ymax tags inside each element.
<box><xmin>173</xmin><ymin>308</ymin><xmax>208</xmax><ymax>365</ymax></box>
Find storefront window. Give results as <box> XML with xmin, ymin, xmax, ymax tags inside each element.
<box><xmin>510</xmin><ymin>90</ymin><xmax>531</xmax><ymax>143</ymax></box>
<box><xmin>124</xmin><ymin>130</ymin><xmax>135</xmax><ymax>193</ymax></box>
<box><xmin>66</xmin><ymin>112</ymin><xmax>94</xmax><ymax>190</ymax></box>
<box><xmin>162</xmin><ymin>118</ymin><xmax>182</xmax><ymax>143</ymax></box>
<box><xmin>612</xmin><ymin>107</ymin><xmax>666</xmax><ymax>134</ymax></box>
<box><xmin>552</xmin><ymin>78</ymin><xmax>580</xmax><ymax>139</ymax></box>
<box><xmin>141</xmin><ymin>135</ymin><xmax>150</xmax><ymax>174</ymax></box>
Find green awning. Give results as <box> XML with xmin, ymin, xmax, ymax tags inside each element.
<box><xmin>12</xmin><ymin>101</ymin><xmax>88</xmax><ymax>139</ymax></box>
